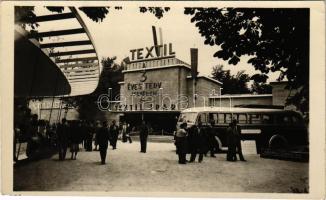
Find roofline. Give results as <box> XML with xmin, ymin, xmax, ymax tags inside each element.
<box><xmin>181</xmin><ymin>106</ymin><xmax>290</xmax><ymax>113</ymax></box>
<box><xmin>122</xmin><ymin>64</ymin><xmax>191</xmax><ymax>73</ymax></box>
<box><xmin>209</xmin><ymin>94</ymin><xmax>272</xmax><ymax>98</ymax></box>
<box><xmin>110</xmin><ymin>110</ymin><xmax>181</xmax><ymax>113</ymax></box>
<box><xmin>270</xmin><ymin>81</ymin><xmax>288</xmax><ymax>84</ymax></box>
<box><xmin>186</xmin><ymin>75</ymin><xmax>222</xmax><ymax>85</ymax></box>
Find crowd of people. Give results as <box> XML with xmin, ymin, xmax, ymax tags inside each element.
<box><xmin>175</xmin><ymin>119</ymin><xmax>246</xmax><ymax>164</ymax></box>
<box><xmin>14</xmin><ymin>106</ymin><xmax>148</xmax><ymax>164</ymax></box>
<box><xmin>14</xmin><ymin>106</ymin><xmax>246</xmax><ymax>165</ymax></box>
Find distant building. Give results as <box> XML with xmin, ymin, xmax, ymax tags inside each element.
<box><xmin>209</xmin><ymin>81</ymin><xmax>298</xmax><ymax>110</ymax></box>
<box><xmin>113</xmin><ymin>52</ymin><xmax>222</xmax><ymax>133</ymax></box>
<box><xmin>270</xmin><ymin>81</ymin><xmax>298</xmax><ymax>107</ymax></box>
<box><xmin>28</xmin><ymin>99</ymin><xmax>78</xmax><ymax>124</ymax></box>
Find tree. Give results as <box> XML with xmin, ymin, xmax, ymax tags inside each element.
<box><xmin>211</xmin><ymin>65</ymin><xmax>250</xmax><ymax>94</ymax></box>
<box><xmin>184</xmin><ymin>8</ymin><xmax>309</xmax><ymax>114</ymax></box>
<box><xmin>251</xmin><ymin>82</ymin><xmax>272</xmax><ymax>94</ymax></box>
<box><xmin>139</xmin><ymin>7</ymin><xmax>170</xmax><ymax>19</ymax></box>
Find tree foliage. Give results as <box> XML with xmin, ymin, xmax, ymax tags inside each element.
<box><xmin>139</xmin><ymin>7</ymin><xmax>170</xmax><ymax>19</ymax></box>
<box><xmin>15</xmin><ymin>6</ymin><xmax>111</xmax><ymax>26</ymax></box>
<box><xmin>185</xmin><ymin>8</ymin><xmax>309</xmax><ymax>113</ymax></box>
<box><xmin>251</xmin><ymin>82</ymin><xmax>272</xmax><ymax>94</ymax></box>
<box><xmin>211</xmin><ymin>65</ymin><xmax>250</xmax><ymax>94</ymax></box>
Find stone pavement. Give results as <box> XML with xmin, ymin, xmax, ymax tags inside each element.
<box><xmin>14</xmin><ymin>140</ymin><xmax>308</xmax><ymax>193</ymax></box>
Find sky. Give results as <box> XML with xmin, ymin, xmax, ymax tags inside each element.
<box><xmin>34</xmin><ymin>6</ymin><xmax>280</xmax><ymax>82</ymax></box>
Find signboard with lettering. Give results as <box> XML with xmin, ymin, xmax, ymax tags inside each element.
<box><xmin>129</xmin><ymin>43</ymin><xmax>175</xmax><ymax>62</ymax></box>
<box><xmin>126</xmin><ymin>82</ymin><xmax>162</xmax><ymax>96</ymax></box>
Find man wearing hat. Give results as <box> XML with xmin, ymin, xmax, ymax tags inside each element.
<box><xmin>97</xmin><ymin>121</ymin><xmax>111</xmax><ymax>164</ymax></box>
<box><xmin>229</xmin><ymin>119</ymin><xmax>246</xmax><ymax>161</ymax></box>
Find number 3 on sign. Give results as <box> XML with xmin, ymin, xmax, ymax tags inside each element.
<box><xmin>140</xmin><ymin>70</ymin><xmax>147</xmax><ymax>82</ymax></box>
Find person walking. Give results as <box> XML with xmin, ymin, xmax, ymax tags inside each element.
<box><xmin>139</xmin><ymin>120</ymin><xmax>148</xmax><ymax>153</ymax></box>
<box><xmin>93</xmin><ymin>121</ymin><xmax>100</xmax><ymax>151</ymax></box>
<box><xmin>85</xmin><ymin>121</ymin><xmax>94</xmax><ymax>151</ymax></box>
<box><xmin>69</xmin><ymin>121</ymin><xmax>80</xmax><ymax>160</ymax></box>
<box><xmin>121</xmin><ymin>122</ymin><xmax>133</xmax><ymax>143</ymax></box>
<box><xmin>121</xmin><ymin>121</ymin><xmax>128</xmax><ymax>143</ymax></box>
<box><xmin>126</xmin><ymin>123</ymin><xmax>133</xmax><ymax>143</ymax></box>
<box><xmin>56</xmin><ymin>118</ymin><xmax>69</xmax><ymax>161</ymax></box>
<box><xmin>109</xmin><ymin>120</ymin><xmax>119</xmax><ymax>150</ymax></box>
<box><xmin>81</xmin><ymin>120</ymin><xmax>88</xmax><ymax>150</ymax></box>
<box><xmin>97</xmin><ymin>121</ymin><xmax>111</xmax><ymax>165</ymax></box>
<box><xmin>175</xmin><ymin>122</ymin><xmax>188</xmax><ymax>164</ymax></box>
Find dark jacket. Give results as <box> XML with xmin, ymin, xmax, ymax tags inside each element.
<box><xmin>56</xmin><ymin>123</ymin><xmax>69</xmax><ymax>145</ymax></box>
<box><xmin>226</xmin><ymin>125</ymin><xmax>241</xmax><ymax>147</ymax></box>
<box><xmin>109</xmin><ymin>125</ymin><xmax>119</xmax><ymax>138</ymax></box>
<box><xmin>97</xmin><ymin>127</ymin><xmax>111</xmax><ymax>149</ymax></box>
<box><xmin>139</xmin><ymin>124</ymin><xmax>148</xmax><ymax>139</ymax></box>
<box><xmin>188</xmin><ymin>125</ymin><xmax>206</xmax><ymax>151</ymax></box>
<box><xmin>70</xmin><ymin>123</ymin><xmax>81</xmax><ymax>144</ymax></box>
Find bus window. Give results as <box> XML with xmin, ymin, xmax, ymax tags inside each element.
<box><xmin>218</xmin><ymin>113</ymin><xmax>225</xmax><ymax>124</ymax></box>
<box><xmin>178</xmin><ymin>112</ymin><xmax>197</xmax><ymax>123</ymax></box>
<box><xmin>249</xmin><ymin>114</ymin><xmax>261</xmax><ymax>124</ymax></box>
<box><xmin>225</xmin><ymin>113</ymin><xmax>233</xmax><ymax>124</ymax></box>
<box><xmin>208</xmin><ymin>113</ymin><xmax>218</xmax><ymax>125</ymax></box>
<box><xmin>197</xmin><ymin>113</ymin><xmax>207</xmax><ymax>125</ymax></box>
<box><xmin>237</xmin><ymin>113</ymin><xmax>247</xmax><ymax>124</ymax></box>
<box><xmin>262</xmin><ymin>114</ymin><xmax>273</xmax><ymax>124</ymax></box>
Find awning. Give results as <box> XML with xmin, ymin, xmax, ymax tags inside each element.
<box><xmin>14</xmin><ymin>25</ymin><xmax>71</xmax><ymax>97</ymax></box>
<box><xmin>15</xmin><ymin>7</ymin><xmax>101</xmax><ymax>97</ymax></box>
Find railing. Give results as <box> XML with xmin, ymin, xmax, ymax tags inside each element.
<box><xmin>126</xmin><ymin>57</ymin><xmax>190</xmax><ymax>71</ymax></box>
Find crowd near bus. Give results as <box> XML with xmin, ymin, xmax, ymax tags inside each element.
<box><xmin>14</xmin><ymin>105</ymin><xmax>308</xmax><ymax>165</ymax></box>
<box><xmin>175</xmin><ymin>107</ymin><xmax>308</xmax><ymax>164</ymax></box>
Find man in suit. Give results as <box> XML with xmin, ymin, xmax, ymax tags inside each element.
<box><xmin>139</xmin><ymin>120</ymin><xmax>148</xmax><ymax>153</ymax></box>
<box><xmin>109</xmin><ymin>120</ymin><xmax>119</xmax><ymax>150</ymax></box>
<box><xmin>205</xmin><ymin>120</ymin><xmax>217</xmax><ymax>158</ymax></box>
<box><xmin>233</xmin><ymin>119</ymin><xmax>246</xmax><ymax>161</ymax></box>
<box><xmin>227</xmin><ymin>119</ymin><xmax>246</xmax><ymax>161</ymax></box>
<box><xmin>56</xmin><ymin>118</ymin><xmax>69</xmax><ymax>161</ymax></box>
<box><xmin>97</xmin><ymin>121</ymin><xmax>111</xmax><ymax>164</ymax></box>
<box><xmin>188</xmin><ymin>122</ymin><xmax>205</xmax><ymax>163</ymax></box>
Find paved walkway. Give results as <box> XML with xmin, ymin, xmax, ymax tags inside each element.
<box><xmin>14</xmin><ymin>141</ymin><xmax>308</xmax><ymax>193</ymax></box>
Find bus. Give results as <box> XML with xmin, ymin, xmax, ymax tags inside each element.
<box><xmin>177</xmin><ymin>107</ymin><xmax>308</xmax><ymax>154</ymax></box>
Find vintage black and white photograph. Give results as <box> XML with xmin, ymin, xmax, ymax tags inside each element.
<box><xmin>1</xmin><ymin>1</ymin><xmax>325</xmax><ymax>197</ymax></box>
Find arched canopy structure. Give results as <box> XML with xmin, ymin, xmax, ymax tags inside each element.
<box><xmin>15</xmin><ymin>7</ymin><xmax>101</xmax><ymax>97</ymax></box>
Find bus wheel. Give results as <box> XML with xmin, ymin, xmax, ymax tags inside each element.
<box><xmin>268</xmin><ymin>134</ymin><xmax>288</xmax><ymax>150</ymax></box>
